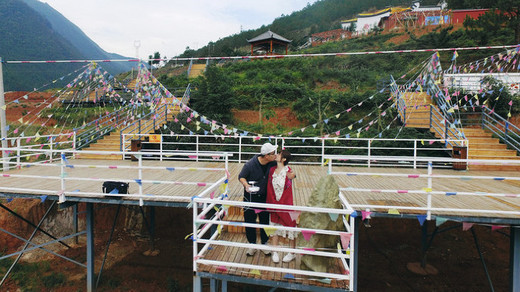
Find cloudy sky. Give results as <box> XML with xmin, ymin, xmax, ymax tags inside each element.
<box><xmin>42</xmin><ymin>0</ymin><xmax>318</xmax><ymax>59</ymax></box>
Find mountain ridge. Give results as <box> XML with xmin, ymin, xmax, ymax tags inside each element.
<box><xmin>0</xmin><ymin>0</ymin><xmax>133</xmax><ymax>91</ymax></box>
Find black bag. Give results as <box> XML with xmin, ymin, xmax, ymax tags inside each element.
<box><xmin>102</xmin><ymin>181</ymin><xmax>129</xmax><ymax>197</ymax></box>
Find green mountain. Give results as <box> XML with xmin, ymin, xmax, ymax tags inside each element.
<box><xmin>0</xmin><ymin>0</ymin><xmax>133</xmax><ymax>91</ymax></box>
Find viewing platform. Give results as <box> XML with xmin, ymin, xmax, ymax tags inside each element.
<box><xmin>1</xmin><ymin>139</ymin><xmax>520</xmax><ymax>291</ymax></box>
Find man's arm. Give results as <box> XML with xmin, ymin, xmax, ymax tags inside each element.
<box><xmin>239</xmin><ymin>177</ymin><xmax>251</xmax><ymax>192</ymax></box>
<box><xmin>238</xmin><ymin>163</ymin><xmax>251</xmax><ymax>192</ymax></box>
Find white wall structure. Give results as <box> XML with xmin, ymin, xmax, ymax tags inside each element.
<box><xmin>443</xmin><ymin>73</ymin><xmax>520</xmax><ymax>94</ymax></box>
<box><xmin>356</xmin><ymin>10</ymin><xmax>391</xmax><ymax>33</ymax></box>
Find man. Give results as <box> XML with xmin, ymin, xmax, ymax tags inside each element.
<box><xmin>238</xmin><ymin>142</ymin><xmax>295</xmax><ymax>256</ymax></box>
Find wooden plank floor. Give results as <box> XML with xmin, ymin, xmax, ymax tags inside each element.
<box><xmin>2</xmin><ymin>159</ymin><xmax>520</xmax><ymax>290</ymax></box>
<box><xmin>197</xmin><ymin>232</ymin><xmax>350</xmax><ymax>290</ymax></box>
<box><xmin>4</xmin><ymin>159</ymin><xmax>518</xmax><ymax>219</ymax></box>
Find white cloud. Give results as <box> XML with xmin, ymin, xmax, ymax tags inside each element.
<box><xmin>42</xmin><ymin>0</ymin><xmax>317</xmax><ymax>58</ymax></box>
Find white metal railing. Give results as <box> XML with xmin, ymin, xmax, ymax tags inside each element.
<box><xmin>326</xmin><ymin>155</ymin><xmax>520</xmax><ymax>221</ymax></box>
<box><xmin>192</xmin><ymin>196</ymin><xmax>356</xmax><ymax>291</ymax></box>
<box><xmin>121</xmin><ymin>133</ymin><xmax>467</xmax><ymax>168</ymax></box>
<box><xmin>0</xmin><ymin>147</ymin><xmax>231</xmax><ymax>205</ymax></box>
<box><xmin>1</xmin><ymin>133</ymin><xmax>76</xmax><ymax>171</ymax></box>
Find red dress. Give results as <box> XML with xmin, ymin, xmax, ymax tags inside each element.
<box><xmin>266</xmin><ymin>166</ymin><xmax>296</xmax><ymax>227</ymax></box>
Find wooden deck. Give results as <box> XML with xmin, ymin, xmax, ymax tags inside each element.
<box><xmin>1</xmin><ymin>159</ymin><xmax>520</xmax><ymax>290</ymax></box>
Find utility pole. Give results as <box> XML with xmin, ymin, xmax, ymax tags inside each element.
<box><xmin>0</xmin><ymin>57</ymin><xmax>9</xmax><ymax>170</ymax></box>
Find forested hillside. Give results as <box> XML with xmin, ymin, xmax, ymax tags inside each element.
<box><xmin>159</xmin><ymin>2</ymin><xmax>519</xmax><ymax>137</ymax></box>
<box><xmin>179</xmin><ymin>0</ymin><xmax>439</xmax><ymax>57</ymax></box>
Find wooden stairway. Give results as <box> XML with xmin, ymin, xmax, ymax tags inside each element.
<box><xmin>401</xmin><ymin>92</ymin><xmax>434</xmax><ymax>128</ymax></box>
<box><xmin>76</xmin><ymin>99</ymin><xmax>181</xmax><ymax>160</ymax></box>
<box><xmin>459</xmin><ymin>128</ymin><xmax>520</xmax><ymax>171</ymax></box>
<box><xmin>189</xmin><ymin>64</ymin><xmax>206</xmax><ymax>78</ymax></box>
<box><xmin>402</xmin><ymin>92</ymin><xmax>520</xmax><ymax>170</ymax></box>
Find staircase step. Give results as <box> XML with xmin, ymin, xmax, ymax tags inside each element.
<box><xmin>75</xmin><ymin>153</ymin><xmax>123</xmax><ymax>160</ymax></box>
<box><xmin>468</xmin><ymin>143</ymin><xmax>508</xmax><ymax>150</ymax></box>
<box><xmin>466</xmin><ymin>137</ymin><xmax>500</xmax><ymax>144</ymax></box>
<box><xmin>469</xmin><ymin>149</ymin><xmax>518</xmax><ymax>157</ymax></box>
<box><xmin>463</xmin><ymin>131</ymin><xmax>493</xmax><ymax>138</ymax></box>
<box><xmin>468</xmin><ymin>154</ymin><xmax>520</xmax><ymax>160</ymax></box>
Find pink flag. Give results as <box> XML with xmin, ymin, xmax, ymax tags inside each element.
<box><xmin>289</xmin><ymin>211</ymin><xmax>301</xmax><ymax>221</ymax></box>
<box><xmin>462</xmin><ymin>222</ymin><xmax>474</xmax><ymax>231</ymax></box>
<box><xmin>509</xmin><ymin>100</ymin><xmax>513</xmax><ymax>106</ymax></box>
<box><xmin>340</xmin><ymin>232</ymin><xmax>352</xmax><ymax>249</ymax></box>
<box><xmin>361</xmin><ymin>211</ymin><xmax>371</xmax><ymax>220</ymax></box>
<box><xmin>301</xmin><ymin>230</ymin><xmax>316</xmax><ymax>241</ymax></box>
<box><xmin>492</xmin><ymin>225</ymin><xmax>505</xmax><ymax>231</ymax></box>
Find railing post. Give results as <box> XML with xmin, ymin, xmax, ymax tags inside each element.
<box><xmin>138</xmin><ymin>154</ymin><xmax>143</xmax><ymax>198</ymax></box>
<box><xmin>121</xmin><ymin>134</ymin><xmax>126</xmax><ymax>159</ymax></box>
<box><xmin>192</xmin><ymin>196</ymin><xmax>198</xmax><ymax>273</ymax></box>
<box><xmin>444</xmin><ymin>118</ymin><xmax>448</xmax><ymax>148</ymax></box>
<box><xmin>225</xmin><ymin>153</ymin><xmax>229</xmax><ymax>175</ymax></box>
<box><xmin>238</xmin><ymin>136</ymin><xmax>242</xmax><ymax>163</ymax></box>
<box><xmin>49</xmin><ymin>136</ymin><xmax>54</xmax><ymax>163</ymax></box>
<box><xmin>481</xmin><ymin>109</ymin><xmax>484</xmax><ymax>129</ymax></box>
<box><xmin>413</xmin><ymin>140</ymin><xmax>417</xmax><ymax>169</ymax></box>
<box><xmin>60</xmin><ymin>151</ymin><xmax>66</xmax><ymax>193</ymax></box>
<box><xmin>16</xmin><ymin>138</ymin><xmax>20</xmax><ymax>169</ymax></box>
<box><xmin>196</xmin><ymin>135</ymin><xmax>199</xmax><ymax>162</ymax></box>
<box><xmin>367</xmin><ymin>140</ymin><xmax>371</xmax><ymax>168</ymax></box>
<box><xmin>160</xmin><ymin>135</ymin><xmax>163</xmax><ymax>162</ymax></box>
<box><xmin>73</xmin><ymin>131</ymin><xmax>77</xmax><ymax>159</ymax></box>
<box><xmin>120</xmin><ymin>131</ymin><xmax>123</xmax><ymax>152</ymax></box>
<box><xmin>321</xmin><ymin>138</ymin><xmax>325</xmax><ymax>166</ymax></box>
<box><xmin>429</xmin><ymin>105</ymin><xmax>433</xmax><ymax>128</ymax></box>
<box><xmin>427</xmin><ymin>161</ymin><xmax>433</xmax><ymax>221</ymax></box>
<box><xmin>505</xmin><ymin>122</ymin><xmax>509</xmax><ymax>145</ymax></box>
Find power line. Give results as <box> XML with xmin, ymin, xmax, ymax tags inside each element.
<box><xmin>2</xmin><ymin>44</ymin><xmax>518</xmax><ymax>64</ymax></box>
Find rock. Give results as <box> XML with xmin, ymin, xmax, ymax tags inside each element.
<box><xmin>297</xmin><ymin>175</ymin><xmax>344</xmax><ymax>273</ymax></box>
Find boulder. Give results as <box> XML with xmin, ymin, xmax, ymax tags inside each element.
<box><xmin>297</xmin><ymin>175</ymin><xmax>344</xmax><ymax>273</ymax></box>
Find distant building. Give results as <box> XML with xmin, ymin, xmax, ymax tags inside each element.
<box><xmin>310</xmin><ymin>29</ymin><xmax>350</xmax><ymax>46</ymax></box>
<box><xmin>341</xmin><ymin>18</ymin><xmax>357</xmax><ymax>30</ymax></box>
<box><xmin>247</xmin><ymin>30</ymin><xmax>292</xmax><ymax>55</ymax></box>
<box><xmin>341</xmin><ymin>1</ymin><xmax>448</xmax><ymax>34</ymax></box>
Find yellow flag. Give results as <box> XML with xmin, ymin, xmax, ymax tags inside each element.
<box><xmin>263</xmin><ymin>227</ymin><xmax>277</xmax><ymax>237</ymax></box>
<box><xmin>388</xmin><ymin>208</ymin><xmax>400</xmax><ymax>215</ymax></box>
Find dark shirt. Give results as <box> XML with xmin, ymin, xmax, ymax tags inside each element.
<box><xmin>238</xmin><ymin>154</ymin><xmax>276</xmax><ymax>203</ymax></box>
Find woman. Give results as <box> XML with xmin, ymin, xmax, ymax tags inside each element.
<box><xmin>266</xmin><ymin>150</ymin><xmax>297</xmax><ymax>263</ymax></box>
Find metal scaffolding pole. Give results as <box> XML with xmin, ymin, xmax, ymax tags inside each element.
<box><xmin>86</xmin><ymin>203</ymin><xmax>95</xmax><ymax>292</ymax></box>
<box><xmin>0</xmin><ymin>57</ymin><xmax>9</xmax><ymax>170</ymax></box>
<box><xmin>0</xmin><ymin>200</ymin><xmax>57</xmax><ymax>287</ymax></box>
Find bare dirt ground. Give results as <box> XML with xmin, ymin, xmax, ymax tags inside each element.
<box><xmin>0</xmin><ymin>200</ymin><xmax>512</xmax><ymax>292</ymax></box>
